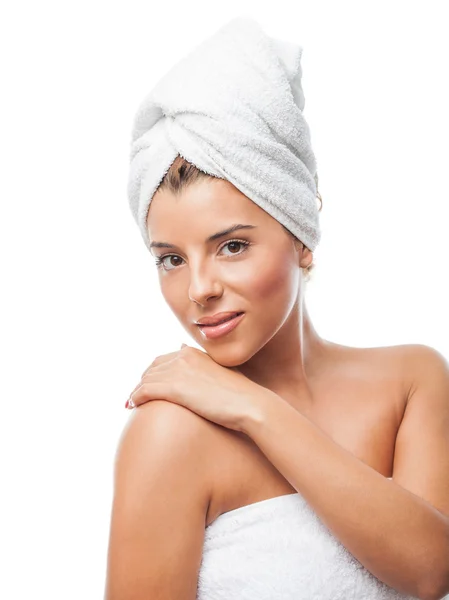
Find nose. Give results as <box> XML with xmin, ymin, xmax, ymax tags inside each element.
<box><xmin>188</xmin><ymin>261</ymin><xmax>223</xmax><ymax>305</ymax></box>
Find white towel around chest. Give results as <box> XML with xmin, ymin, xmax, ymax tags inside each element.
<box><xmin>197</xmin><ymin>486</ymin><xmax>429</xmax><ymax>600</ymax></box>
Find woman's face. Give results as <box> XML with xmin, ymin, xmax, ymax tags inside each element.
<box><xmin>146</xmin><ymin>177</ymin><xmax>312</xmax><ymax>366</ymax></box>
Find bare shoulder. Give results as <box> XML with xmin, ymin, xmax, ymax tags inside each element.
<box><xmin>331</xmin><ymin>340</ymin><xmax>440</xmax><ymax>372</ymax></box>
<box><xmin>105</xmin><ymin>401</ymin><xmax>218</xmax><ymax>598</ymax></box>
<box><xmin>326</xmin><ymin>341</ymin><xmax>419</xmax><ymax>383</ymax></box>
<box><xmin>371</xmin><ymin>341</ymin><xmax>447</xmax><ymax>362</ymax></box>
<box><xmin>325</xmin><ymin>342</ymin><xmax>438</xmax><ymax>409</ymax></box>
<box><xmin>335</xmin><ymin>341</ymin><xmax>448</xmax><ymax>400</ymax></box>
<box><xmin>123</xmin><ymin>398</ymin><xmax>214</xmax><ymax>439</ymax></box>
<box><xmin>118</xmin><ymin>399</ymin><xmax>217</xmax><ymax>496</ymax></box>
<box><xmin>391</xmin><ymin>343</ymin><xmax>449</xmax><ymax>398</ymax></box>
<box><xmin>393</xmin><ymin>342</ymin><xmax>449</xmax><ymax>367</ymax></box>
<box><xmin>389</xmin><ymin>343</ymin><xmax>449</xmax><ymax>525</ymax></box>
<box><xmin>115</xmin><ymin>400</ymin><xmax>219</xmax><ymax>528</ymax></box>
<box><xmin>366</xmin><ymin>342</ymin><xmax>448</xmax><ymax>389</ymax></box>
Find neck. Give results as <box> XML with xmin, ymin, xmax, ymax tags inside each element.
<box><xmin>236</xmin><ymin>297</ymin><xmax>331</xmax><ymax>402</ymax></box>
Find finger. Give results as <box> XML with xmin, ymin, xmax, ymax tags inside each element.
<box><xmin>133</xmin><ymin>360</ymin><xmax>179</xmax><ymax>396</ymax></box>
<box><xmin>127</xmin><ymin>362</ymin><xmax>177</xmax><ymax>405</ymax></box>
<box><xmin>141</xmin><ymin>351</ymin><xmax>180</xmax><ymax>378</ymax></box>
<box><xmin>129</xmin><ymin>380</ymin><xmax>174</xmax><ymax>409</ymax></box>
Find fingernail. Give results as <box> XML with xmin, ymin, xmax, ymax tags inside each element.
<box><xmin>125</xmin><ymin>399</ymin><xmax>129</xmax><ymax>409</ymax></box>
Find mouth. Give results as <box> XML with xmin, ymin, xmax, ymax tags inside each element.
<box><xmin>199</xmin><ymin>312</ymin><xmax>244</xmax><ymax>326</ymax></box>
<box><xmin>197</xmin><ymin>312</ymin><xmax>245</xmax><ymax>340</ymax></box>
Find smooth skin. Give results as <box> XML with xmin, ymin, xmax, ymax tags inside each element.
<box><xmin>105</xmin><ymin>177</ymin><xmax>325</xmax><ymax>599</ymax></box>
<box><xmin>104</xmin><ymin>178</ymin><xmax>449</xmax><ymax>600</ymax></box>
<box><xmin>104</xmin><ymin>401</ymin><xmax>214</xmax><ymax>600</ymax></box>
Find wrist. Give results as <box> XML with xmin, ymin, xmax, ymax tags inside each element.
<box><xmin>239</xmin><ymin>388</ymin><xmax>282</xmax><ymax>436</ymax></box>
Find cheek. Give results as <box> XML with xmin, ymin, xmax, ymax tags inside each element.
<box><xmin>244</xmin><ymin>255</ymin><xmax>295</xmax><ymax>301</ymax></box>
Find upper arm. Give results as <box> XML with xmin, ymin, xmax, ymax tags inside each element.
<box><xmin>104</xmin><ymin>400</ymin><xmax>213</xmax><ymax>600</ymax></box>
<box><xmin>392</xmin><ymin>344</ymin><xmax>449</xmax><ymax>520</ymax></box>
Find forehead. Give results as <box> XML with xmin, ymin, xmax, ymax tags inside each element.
<box><xmin>146</xmin><ymin>178</ymin><xmax>267</xmax><ymax>235</ymax></box>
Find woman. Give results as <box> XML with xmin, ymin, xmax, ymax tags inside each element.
<box><xmin>104</xmin><ymin>17</ymin><xmax>449</xmax><ymax>600</ymax></box>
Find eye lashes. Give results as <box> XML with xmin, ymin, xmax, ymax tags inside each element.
<box><xmin>154</xmin><ymin>238</ymin><xmax>250</xmax><ymax>270</ymax></box>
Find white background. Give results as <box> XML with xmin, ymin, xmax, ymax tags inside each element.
<box><xmin>1</xmin><ymin>1</ymin><xmax>448</xmax><ymax>598</ymax></box>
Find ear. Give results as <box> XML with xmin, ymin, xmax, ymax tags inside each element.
<box><xmin>299</xmin><ymin>245</ymin><xmax>313</xmax><ymax>269</ymax></box>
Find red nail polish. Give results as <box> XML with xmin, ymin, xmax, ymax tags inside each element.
<box><xmin>125</xmin><ymin>399</ymin><xmax>129</xmax><ymax>409</ymax></box>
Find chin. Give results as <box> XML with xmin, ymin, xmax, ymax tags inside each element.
<box><xmin>216</xmin><ymin>355</ymin><xmax>246</xmax><ymax>368</ymax></box>
<box><xmin>200</xmin><ymin>341</ymin><xmax>254</xmax><ymax>369</ymax></box>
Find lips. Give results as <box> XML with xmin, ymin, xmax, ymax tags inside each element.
<box><xmin>199</xmin><ymin>313</ymin><xmax>242</xmax><ymax>327</ymax></box>
<box><xmin>197</xmin><ymin>312</ymin><xmax>245</xmax><ymax>340</ymax></box>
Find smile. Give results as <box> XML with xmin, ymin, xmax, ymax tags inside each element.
<box><xmin>197</xmin><ymin>313</ymin><xmax>245</xmax><ymax>340</ymax></box>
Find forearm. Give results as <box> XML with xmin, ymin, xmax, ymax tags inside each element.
<box><xmin>240</xmin><ymin>391</ymin><xmax>449</xmax><ymax>599</ymax></box>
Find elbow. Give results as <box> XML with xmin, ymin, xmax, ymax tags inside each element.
<box><xmin>426</xmin><ymin>582</ymin><xmax>449</xmax><ymax>600</ymax></box>
<box><xmin>418</xmin><ymin>526</ymin><xmax>449</xmax><ymax>600</ymax></box>
<box><xmin>420</xmin><ymin>586</ymin><xmax>449</xmax><ymax>600</ymax></box>
<box><xmin>419</xmin><ymin>568</ymin><xmax>449</xmax><ymax>600</ymax></box>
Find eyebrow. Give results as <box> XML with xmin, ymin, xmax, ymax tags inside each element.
<box><xmin>149</xmin><ymin>224</ymin><xmax>257</xmax><ymax>251</ymax></box>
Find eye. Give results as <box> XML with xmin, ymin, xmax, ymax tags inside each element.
<box><xmin>154</xmin><ymin>239</ymin><xmax>251</xmax><ymax>271</ymax></box>
<box><xmin>221</xmin><ymin>239</ymin><xmax>250</xmax><ymax>257</ymax></box>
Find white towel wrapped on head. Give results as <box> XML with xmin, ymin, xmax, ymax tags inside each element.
<box><xmin>127</xmin><ymin>16</ymin><xmax>321</xmax><ymax>253</ymax></box>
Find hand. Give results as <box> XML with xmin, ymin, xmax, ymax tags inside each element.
<box><xmin>125</xmin><ymin>344</ymin><xmax>272</xmax><ymax>432</ymax></box>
